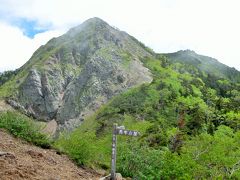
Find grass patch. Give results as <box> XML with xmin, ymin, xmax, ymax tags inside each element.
<box><xmin>0</xmin><ymin>111</ymin><xmax>51</xmax><ymax>148</ymax></box>
<box><xmin>54</xmin><ymin>113</ymin><xmax>152</xmax><ymax>169</ymax></box>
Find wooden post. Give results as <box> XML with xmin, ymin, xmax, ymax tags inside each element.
<box><xmin>110</xmin><ymin>124</ymin><xmax>139</xmax><ymax>180</ymax></box>
<box><xmin>110</xmin><ymin>123</ymin><xmax>117</xmax><ymax>180</ymax></box>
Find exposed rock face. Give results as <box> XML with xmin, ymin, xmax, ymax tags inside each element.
<box><xmin>14</xmin><ymin>17</ymin><xmax>153</xmax><ymax>131</ymax></box>
<box><xmin>18</xmin><ymin>69</ymin><xmax>62</xmax><ymax>120</ymax></box>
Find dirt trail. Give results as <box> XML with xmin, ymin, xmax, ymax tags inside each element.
<box><xmin>0</xmin><ymin>129</ymin><xmax>102</xmax><ymax>180</ymax></box>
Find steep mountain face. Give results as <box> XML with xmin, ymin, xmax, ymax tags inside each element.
<box><xmin>6</xmin><ymin>17</ymin><xmax>153</xmax><ymax>131</ymax></box>
<box><xmin>163</xmin><ymin>50</ymin><xmax>240</xmax><ymax>82</ymax></box>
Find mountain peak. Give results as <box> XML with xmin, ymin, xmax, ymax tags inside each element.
<box><xmin>80</xmin><ymin>17</ymin><xmax>109</xmax><ymax>29</ymax></box>
<box><xmin>178</xmin><ymin>49</ymin><xmax>196</xmax><ymax>55</ymax></box>
<box><xmin>84</xmin><ymin>17</ymin><xmax>107</xmax><ymax>24</ymax></box>
<box><xmin>6</xmin><ymin>18</ymin><xmax>153</xmax><ymax>132</ymax></box>
<box><xmin>66</xmin><ymin>17</ymin><xmax>109</xmax><ymax>36</ymax></box>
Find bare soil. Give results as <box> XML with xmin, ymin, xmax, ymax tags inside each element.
<box><xmin>0</xmin><ymin>129</ymin><xmax>102</xmax><ymax>180</ymax></box>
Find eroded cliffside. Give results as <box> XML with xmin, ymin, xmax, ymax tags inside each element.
<box><xmin>8</xmin><ymin>18</ymin><xmax>153</xmax><ymax>131</ymax></box>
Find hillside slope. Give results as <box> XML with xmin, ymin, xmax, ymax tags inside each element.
<box><xmin>55</xmin><ymin>55</ymin><xmax>240</xmax><ymax>179</ymax></box>
<box><xmin>0</xmin><ymin>129</ymin><xmax>101</xmax><ymax>180</ymax></box>
<box><xmin>163</xmin><ymin>50</ymin><xmax>240</xmax><ymax>82</ymax></box>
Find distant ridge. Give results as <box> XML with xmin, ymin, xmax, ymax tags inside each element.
<box><xmin>163</xmin><ymin>50</ymin><xmax>240</xmax><ymax>82</ymax></box>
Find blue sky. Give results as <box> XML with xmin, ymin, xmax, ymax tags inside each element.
<box><xmin>11</xmin><ymin>18</ymin><xmax>48</xmax><ymax>38</ymax></box>
<box><xmin>0</xmin><ymin>0</ymin><xmax>239</xmax><ymax>72</ymax></box>
<box><xmin>6</xmin><ymin>18</ymin><xmax>50</xmax><ymax>38</ymax></box>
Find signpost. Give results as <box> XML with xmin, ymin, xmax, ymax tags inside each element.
<box><xmin>110</xmin><ymin>124</ymin><xmax>140</xmax><ymax>180</ymax></box>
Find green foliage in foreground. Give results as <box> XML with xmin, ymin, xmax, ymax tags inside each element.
<box><xmin>56</xmin><ymin>117</ymin><xmax>240</xmax><ymax>179</ymax></box>
<box><xmin>55</xmin><ymin>56</ymin><xmax>240</xmax><ymax>178</ymax></box>
<box><xmin>118</xmin><ymin>126</ymin><xmax>240</xmax><ymax>179</ymax></box>
<box><xmin>0</xmin><ymin>111</ymin><xmax>51</xmax><ymax>148</ymax></box>
<box><xmin>54</xmin><ymin>115</ymin><xmax>152</xmax><ymax>168</ymax></box>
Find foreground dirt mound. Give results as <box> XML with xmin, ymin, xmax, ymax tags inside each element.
<box><xmin>0</xmin><ymin>129</ymin><xmax>101</xmax><ymax>180</ymax></box>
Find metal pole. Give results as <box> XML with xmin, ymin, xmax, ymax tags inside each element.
<box><xmin>110</xmin><ymin>123</ymin><xmax>117</xmax><ymax>180</ymax></box>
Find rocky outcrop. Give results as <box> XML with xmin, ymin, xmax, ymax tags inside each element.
<box><xmin>12</xmin><ymin>17</ymin><xmax>153</xmax><ymax>131</ymax></box>
<box><xmin>17</xmin><ymin>68</ymin><xmax>64</xmax><ymax>120</ymax></box>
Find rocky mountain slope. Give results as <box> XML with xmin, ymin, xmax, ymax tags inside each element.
<box><xmin>0</xmin><ymin>129</ymin><xmax>101</xmax><ymax>179</ymax></box>
<box><xmin>1</xmin><ymin>17</ymin><xmax>153</xmax><ymax>132</ymax></box>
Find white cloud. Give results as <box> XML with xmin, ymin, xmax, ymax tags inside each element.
<box><xmin>0</xmin><ymin>0</ymin><xmax>239</xmax><ymax>71</ymax></box>
<box><xmin>0</xmin><ymin>22</ymin><xmax>65</xmax><ymax>72</ymax></box>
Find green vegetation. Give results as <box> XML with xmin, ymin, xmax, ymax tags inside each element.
<box><xmin>0</xmin><ymin>69</ymin><xmax>23</xmax><ymax>98</ymax></box>
<box><xmin>164</xmin><ymin>50</ymin><xmax>240</xmax><ymax>83</ymax></box>
<box><xmin>55</xmin><ymin>55</ymin><xmax>240</xmax><ymax>178</ymax></box>
<box><xmin>0</xmin><ymin>70</ymin><xmax>18</xmax><ymax>86</ymax></box>
<box><xmin>118</xmin><ymin>125</ymin><xmax>240</xmax><ymax>179</ymax></box>
<box><xmin>1</xmin><ymin>49</ymin><xmax>239</xmax><ymax>178</ymax></box>
<box><xmin>0</xmin><ymin>111</ymin><xmax>51</xmax><ymax>148</ymax></box>
<box><xmin>0</xmin><ymin>18</ymin><xmax>240</xmax><ymax>178</ymax></box>
<box><xmin>54</xmin><ymin>114</ymin><xmax>152</xmax><ymax>168</ymax></box>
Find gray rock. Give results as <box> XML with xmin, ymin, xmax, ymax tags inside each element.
<box><xmin>99</xmin><ymin>173</ymin><xmax>123</xmax><ymax>180</ymax></box>
<box><xmin>12</xmin><ymin>17</ymin><xmax>153</xmax><ymax>131</ymax></box>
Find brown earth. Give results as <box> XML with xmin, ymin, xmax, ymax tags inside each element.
<box><xmin>0</xmin><ymin>129</ymin><xmax>102</xmax><ymax>180</ymax></box>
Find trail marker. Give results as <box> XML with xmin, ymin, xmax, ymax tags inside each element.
<box><xmin>110</xmin><ymin>124</ymin><xmax>140</xmax><ymax>180</ymax></box>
